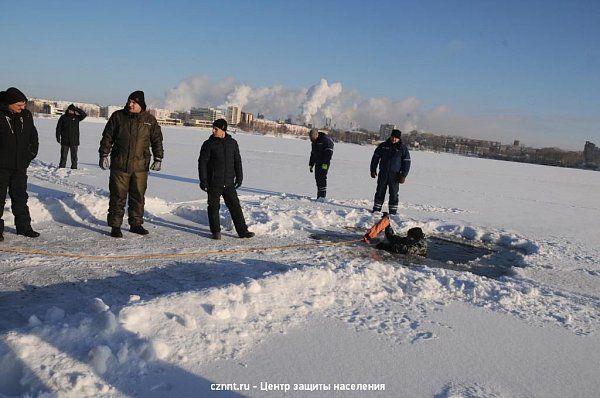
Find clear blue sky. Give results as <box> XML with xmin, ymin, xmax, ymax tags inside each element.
<box><xmin>1</xmin><ymin>0</ymin><xmax>598</xmax><ymax>149</ymax></box>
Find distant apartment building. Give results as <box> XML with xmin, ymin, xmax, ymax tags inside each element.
<box><xmin>27</xmin><ymin>98</ymin><xmax>100</xmax><ymax>117</ymax></box>
<box><xmin>240</xmin><ymin>111</ymin><xmax>254</xmax><ymax>125</ymax></box>
<box><xmin>100</xmin><ymin>105</ymin><xmax>122</xmax><ymax>119</ymax></box>
<box><xmin>252</xmin><ymin>118</ymin><xmax>279</xmax><ymax>132</ymax></box>
<box><xmin>43</xmin><ymin>103</ymin><xmax>65</xmax><ymax>116</ymax></box>
<box><xmin>284</xmin><ymin>123</ymin><xmax>310</xmax><ymax>136</ymax></box>
<box><xmin>149</xmin><ymin>108</ymin><xmax>173</xmax><ymax>120</ymax></box>
<box><xmin>26</xmin><ymin>99</ymin><xmax>47</xmax><ymax>114</ymax></box>
<box><xmin>226</xmin><ymin>105</ymin><xmax>242</xmax><ymax>125</ymax></box>
<box><xmin>61</xmin><ymin>102</ymin><xmax>100</xmax><ymax>118</ymax></box>
<box><xmin>147</xmin><ymin>108</ymin><xmax>181</xmax><ymax>126</ymax></box>
<box><xmin>185</xmin><ymin>119</ymin><xmax>213</xmax><ymax>128</ymax></box>
<box><xmin>190</xmin><ymin>107</ymin><xmax>223</xmax><ymax>122</ymax></box>
<box><xmin>379</xmin><ymin>123</ymin><xmax>395</xmax><ymax>141</ymax></box>
<box><xmin>345</xmin><ymin>130</ymin><xmax>367</xmax><ymax>145</ymax></box>
<box><xmin>584</xmin><ymin>141</ymin><xmax>600</xmax><ymax>168</ymax></box>
<box><xmin>157</xmin><ymin>118</ymin><xmax>183</xmax><ymax>126</ymax></box>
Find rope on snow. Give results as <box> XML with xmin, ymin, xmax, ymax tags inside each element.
<box><xmin>0</xmin><ymin>238</ymin><xmax>365</xmax><ymax>262</ymax></box>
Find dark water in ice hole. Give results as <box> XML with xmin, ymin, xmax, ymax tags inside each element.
<box><xmin>310</xmin><ymin>232</ymin><xmax>520</xmax><ymax>279</ymax></box>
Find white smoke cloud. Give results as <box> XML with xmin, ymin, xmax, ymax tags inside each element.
<box><xmin>222</xmin><ymin>85</ymin><xmax>252</xmax><ymax>109</ymax></box>
<box><xmin>164</xmin><ymin>76</ymin><xmax>237</xmax><ymax>111</ymax></box>
<box><xmin>162</xmin><ymin>75</ymin><xmax>589</xmax><ymax>149</ymax></box>
<box><xmin>163</xmin><ymin>75</ymin><xmax>444</xmax><ymax>133</ymax></box>
<box><xmin>300</xmin><ymin>78</ymin><xmax>343</xmax><ymax>123</ymax></box>
<box><xmin>245</xmin><ymin>85</ymin><xmax>306</xmax><ymax>119</ymax></box>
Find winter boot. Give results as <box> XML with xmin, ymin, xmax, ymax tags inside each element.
<box><xmin>0</xmin><ymin>232</ymin><xmax>4</xmax><ymax>242</ymax></box>
<box><xmin>110</xmin><ymin>227</ymin><xmax>123</xmax><ymax>238</ymax></box>
<box><xmin>130</xmin><ymin>225</ymin><xmax>149</xmax><ymax>235</ymax></box>
<box><xmin>211</xmin><ymin>232</ymin><xmax>221</xmax><ymax>240</ymax></box>
<box><xmin>16</xmin><ymin>227</ymin><xmax>40</xmax><ymax>238</ymax></box>
<box><xmin>239</xmin><ymin>231</ymin><xmax>255</xmax><ymax>239</ymax></box>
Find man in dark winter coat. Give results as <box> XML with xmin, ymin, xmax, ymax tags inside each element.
<box><xmin>370</xmin><ymin>129</ymin><xmax>411</xmax><ymax>214</ymax></box>
<box><xmin>376</xmin><ymin>225</ymin><xmax>427</xmax><ymax>256</ymax></box>
<box><xmin>56</xmin><ymin>104</ymin><xmax>87</xmax><ymax>169</ymax></box>
<box><xmin>198</xmin><ymin>118</ymin><xmax>254</xmax><ymax>240</ymax></box>
<box><xmin>98</xmin><ymin>91</ymin><xmax>164</xmax><ymax>238</ymax></box>
<box><xmin>308</xmin><ymin>129</ymin><xmax>334</xmax><ymax>199</ymax></box>
<box><xmin>0</xmin><ymin>87</ymin><xmax>40</xmax><ymax>241</ymax></box>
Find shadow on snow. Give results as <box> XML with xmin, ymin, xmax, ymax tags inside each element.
<box><xmin>0</xmin><ymin>256</ymin><xmax>298</xmax><ymax>397</ymax></box>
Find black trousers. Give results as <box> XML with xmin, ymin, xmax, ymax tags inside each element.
<box><xmin>373</xmin><ymin>176</ymin><xmax>400</xmax><ymax>213</ymax></box>
<box><xmin>59</xmin><ymin>145</ymin><xmax>78</xmax><ymax>168</ymax></box>
<box><xmin>0</xmin><ymin>168</ymin><xmax>32</xmax><ymax>231</ymax></box>
<box><xmin>314</xmin><ymin>164</ymin><xmax>329</xmax><ymax>198</ymax></box>
<box><xmin>207</xmin><ymin>185</ymin><xmax>248</xmax><ymax>235</ymax></box>
<box><xmin>108</xmin><ymin>170</ymin><xmax>148</xmax><ymax>227</ymax></box>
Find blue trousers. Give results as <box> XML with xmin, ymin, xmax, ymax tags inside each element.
<box><xmin>315</xmin><ymin>165</ymin><xmax>328</xmax><ymax>198</ymax></box>
<box><xmin>373</xmin><ymin>177</ymin><xmax>399</xmax><ymax>213</ymax></box>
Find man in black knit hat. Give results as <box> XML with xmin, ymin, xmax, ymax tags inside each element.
<box><xmin>99</xmin><ymin>91</ymin><xmax>164</xmax><ymax>237</ymax></box>
<box><xmin>198</xmin><ymin>118</ymin><xmax>254</xmax><ymax>240</ymax></box>
<box><xmin>0</xmin><ymin>87</ymin><xmax>40</xmax><ymax>241</ymax></box>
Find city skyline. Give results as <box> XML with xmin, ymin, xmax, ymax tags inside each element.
<box><xmin>1</xmin><ymin>0</ymin><xmax>599</xmax><ymax>150</ymax></box>
<box><xmin>26</xmin><ymin>95</ymin><xmax>597</xmax><ymax>165</ymax></box>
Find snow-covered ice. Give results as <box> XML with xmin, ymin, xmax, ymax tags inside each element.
<box><xmin>0</xmin><ymin>118</ymin><xmax>599</xmax><ymax>397</ymax></box>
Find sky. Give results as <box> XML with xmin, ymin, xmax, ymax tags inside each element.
<box><xmin>1</xmin><ymin>0</ymin><xmax>599</xmax><ymax>150</ymax></box>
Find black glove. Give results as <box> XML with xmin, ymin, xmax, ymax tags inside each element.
<box><xmin>398</xmin><ymin>175</ymin><xmax>406</xmax><ymax>184</ymax></box>
<box><xmin>99</xmin><ymin>156</ymin><xmax>110</xmax><ymax>170</ymax></box>
<box><xmin>150</xmin><ymin>159</ymin><xmax>162</xmax><ymax>171</ymax></box>
<box><xmin>371</xmin><ymin>171</ymin><xmax>377</xmax><ymax>178</ymax></box>
<box><xmin>309</xmin><ymin>165</ymin><xmax>314</xmax><ymax>173</ymax></box>
<box><xmin>200</xmin><ymin>181</ymin><xmax>207</xmax><ymax>192</ymax></box>
<box><xmin>234</xmin><ymin>179</ymin><xmax>242</xmax><ymax>189</ymax></box>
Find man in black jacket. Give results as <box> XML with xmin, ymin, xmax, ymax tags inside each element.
<box><xmin>198</xmin><ymin>119</ymin><xmax>254</xmax><ymax>240</ymax></box>
<box><xmin>376</xmin><ymin>225</ymin><xmax>427</xmax><ymax>256</ymax></box>
<box><xmin>308</xmin><ymin>129</ymin><xmax>334</xmax><ymax>199</ymax></box>
<box><xmin>99</xmin><ymin>91</ymin><xmax>163</xmax><ymax>238</ymax></box>
<box><xmin>56</xmin><ymin>104</ymin><xmax>87</xmax><ymax>169</ymax></box>
<box><xmin>370</xmin><ymin>129</ymin><xmax>411</xmax><ymax>214</ymax></box>
<box><xmin>0</xmin><ymin>87</ymin><xmax>40</xmax><ymax>241</ymax></box>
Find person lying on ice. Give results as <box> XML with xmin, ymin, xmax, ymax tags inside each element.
<box><xmin>376</xmin><ymin>225</ymin><xmax>427</xmax><ymax>256</ymax></box>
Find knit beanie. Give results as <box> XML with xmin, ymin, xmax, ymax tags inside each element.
<box><xmin>0</xmin><ymin>87</ymin><xmax>28</xmax><ymax>105</ymax></box>
<box><xmin>127</xmin><ymin>90</ymin><xmax>146</xmax><ymax>111</ymax></box>
<box><xmin>407</xmin><ymin>227</ymin><xmax>424</xmax><ymax>240</ymax></box>
<box><xmin>213</xmin><ymin>118</ymin><xmax>228</xmax><ymax>132</ymax></box>
<box><xmin>391</xmin><ymin>129</ymin><xmax>402</xmax><ymax>139</ymax></box>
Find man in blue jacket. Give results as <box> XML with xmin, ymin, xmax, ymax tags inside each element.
<box><xmin>370</xmin><ymin>129</ymin><xmax>411</xmax><ymax>214</ymax></box>
<box><xmin>308</xmin><ymin>129</ymin><xmax>334</xmax><ymax>200</ymax></box>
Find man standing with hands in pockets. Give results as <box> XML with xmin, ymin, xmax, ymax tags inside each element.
<box><xmin>198</xmin><ymin>118</ymin><xmax>254</xmax><ymax>240</ymax></box>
